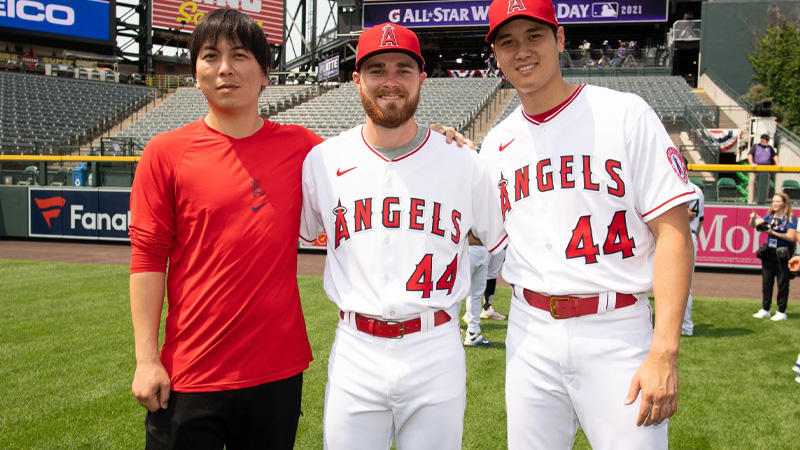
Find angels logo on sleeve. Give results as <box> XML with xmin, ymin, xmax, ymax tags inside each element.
<box><xmin>666</xmin><ymin>147</ymin><xmax>689</xmax><ymax>183</ymax></box>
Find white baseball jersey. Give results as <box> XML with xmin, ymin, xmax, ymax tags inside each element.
<box><xmin>688</xmin><ymin>182</ymin><xmax>705</xmax><ymax>234</ymax></box>
<box><xmin>480</xmin><ymin>84</ymin><xmax>697</xmax><ymax>296</ymax></box>
<box><xmin>300</xmin><ymin>125</ymin><xmax>508</xmax><ymax>319</ymax></box>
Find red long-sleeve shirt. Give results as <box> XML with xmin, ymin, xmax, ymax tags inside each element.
<box><xmin>130</xmin><ymin>119</ymin><xmax>322</xmax><ymax>392</ymax></box>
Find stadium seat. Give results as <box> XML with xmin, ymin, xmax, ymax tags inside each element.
<box><xmin>716</xmin><ymin>177</ymin><xmax>739</xmax><ymax>203</ymax></box>
<box><xmin>51</xmin><ymin>167</ymin><xmax>70</xmax><ymax>186</ymax></box>
<box><xmin>782</xmin><ymin>180</ymin><xmax>800</xmax><ymax>201</ymax></box>
<box><xmin>18</xmin><ymin>165</ymin><xmax>38</xmax><ymax>185</ymax></box>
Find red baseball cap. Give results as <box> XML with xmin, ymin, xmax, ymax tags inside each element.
<box><xmin>356</xmin><ymin>22</ymin><xmax>425</xmax><ymax>72</ymax></box>
<box><xmin>485</xmin><ymin>0</ymin><xmax>559</xmax><ymax>43</ymax></box>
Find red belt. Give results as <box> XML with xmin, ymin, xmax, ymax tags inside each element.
<box><xmin>521</xmin><ymin>289</ymin><xmax>638</xmax><ymax>319</ymax></box>
<box><xmin>339</xmin><ymin>310</ymin><xmax>451</xmax><ymax>338</ymax></box>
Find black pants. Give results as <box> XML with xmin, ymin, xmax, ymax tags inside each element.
<box><xmin>761</xmin><ymin>249</ymin><xmax>791</xmax><ymax>313</ymax></box>
<box><xmin>145</xmin><ymin>372</ymin><xmax>303</xmax><ymax>450</ymax></box>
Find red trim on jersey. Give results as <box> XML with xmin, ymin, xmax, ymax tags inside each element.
<box><xmin>361</xmin><ymin>126</ymin><xmax>431</xmax><ymax>162</ymax></box>
<box><xmin>641</xmin><ymin>191</ymin><xmax>695</xmax><ymax>218</ymax></box>
<box><xmin>522</xmin><ymin>84</ymin><xmax>586</xmax><ymax>125</ymax></box>
<box><xmin>488</xmin><ymin>234</ymin><xmax>509</xmax><ymax>253</ymax></box>
<box><xmin>298</xmin><ymin>234</ymin><xmax>316</xmax><ymax>243</ymax></box>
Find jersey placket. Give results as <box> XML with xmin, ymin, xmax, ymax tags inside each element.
<box><xmin>377</xmin><ymin>162</ymin><xmax>404</xmax><ymax>320</ymax></box>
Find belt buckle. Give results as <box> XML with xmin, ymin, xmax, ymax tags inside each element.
<box><xmin>550</xmin><ymin>296</ymin><xmax>577</xmax><ymax>319</ymax></box>
<box><xmin>384</xmin><ymin>320</ymin><xmax>405</xmax><ymax>339</ymax></box>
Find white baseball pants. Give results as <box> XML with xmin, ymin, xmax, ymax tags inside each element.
<box><xmin>682</xmin><ymin>233</ymin><xmax>698</xmax><ymax>335</ymax></box>
<box><xmin>505</xmin><ymin>290</ymin><xmax>668</xmax><ymax>450</ymax></box>
<box><xmin>324</xmin><ymin>315</ymin><xmax>466</xmax><ymax>450</ymax></box>
<box><xmin>464</xmin><ymin>246</ymin><xmax>489</xmax><ymax>335</ymax></box>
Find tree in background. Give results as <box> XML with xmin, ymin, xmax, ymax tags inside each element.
<box><xmin>747</xmin><ymin>7</ymin><xmax>800</xmax><ymax>136</ymax></box>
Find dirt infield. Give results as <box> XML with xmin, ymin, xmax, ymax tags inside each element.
<box><xmin>0</xmin><ymin>238</ymin><xmax>769</xmax><ymax>301</ymax></box>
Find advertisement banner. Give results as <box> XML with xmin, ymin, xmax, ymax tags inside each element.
<box><xmin>29</xmin><ymin>187</ymin><xmax>131</xmax><ymax>241</ymax></box>
<box><xmin>0</xmin><ymin>0</ymin><xmax>113</xmax><ymax>42</ymax></box>
<box><xmin>363</xmin><ymin>0</ymin><xmax>667</xmax><ymax>28</ymax></box>
<box><xmin>318</xmin><ymin>55</ymin><xmax>339</xmax><ymax>81</ymax></box>
<box><xmin>696</xmin><ymin>204</ymin><xmax>765</xmax><ymax>269</ymax></box>
<box><xmin>151</xmin><ymin>0</ymin><xmax>284</xmax><ymax>45</ymax></box>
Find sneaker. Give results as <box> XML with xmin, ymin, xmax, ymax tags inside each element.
<box><xmin>792</xmin><ymin>363</ymin><xmax>800</xmax><ymax>374</ymax></box>
<box><xmin>681</xmin><ymin>330</ymin><xmax>693</xmax><ymax>337</ymax></box>
<box><xmin>795</xmin><ymin>374</ymin><xmax>800</xmax><ymax>384</ymax></box>
<box><xmin>464</xmin><ymin>332</ymin><xmax>495</xmax><ymax>347</ymax></box>
<box><xmin>753</xmin><ymin>309</ymin><xmax>771</xmax><ymax>319</ymax></box>
<box><xmin>480</xmin><ymin>306</ymin><xmax>507</xmax><ymax>320</ymax></box>
<box><xmin>771</xmin><ymin>312</ymin><xmax>788</xmax><ymax>321</ymax></box>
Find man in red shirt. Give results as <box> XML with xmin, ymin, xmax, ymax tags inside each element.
<box><xmin>129</xmin><ymin>9</ymin><xmax>321</xmax><ymax>449</ymax></box>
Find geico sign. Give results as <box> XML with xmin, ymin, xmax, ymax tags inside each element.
<box><xmin>71</xmin><ymin>204</ymin><xmax>130</xmax><ymax>231</ymax></box>
<box><xmin>0</xmin><ymin>0</ymin><xmax>75</xmax><ymax>26</ymax></box>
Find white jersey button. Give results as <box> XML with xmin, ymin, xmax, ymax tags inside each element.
<box><xmin>546</xmin><ymin>244</ymin><xmax>552</xmax><ymax>250</ymax></box>
<box><xmin>384</xmin><ymin>275</ymin><xmax>390</xmax><ymax>281</ymax></box>
<box><xmin>389</xmin><ymin>311</ymin><xmax>396</xmax><ymax>317</ymax></box>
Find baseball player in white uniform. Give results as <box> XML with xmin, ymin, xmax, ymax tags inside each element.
<box><xmin>299</xmin><ymin>23</ymin><xmax>507</xmax><ymax>450</ymax></box>
<box><xmin>463</xmin><ymin>245</ymin><xmax>495</xmax><ymax>346</ymax></box>
<box><xmin>463</xmin><ymin>246</ymin><xmax>507</xmax><ymax>346</ymax></box>
<box><xmin>683</xmin><ymin>180</ymin><xmax>705</xmax><ymax>336</ymax></box>
<box><xmin>481</xmin><ymin>1</ymin><xmax>696</xmax><ymax>449</ymax></box>
<box><xmin>483</xmin><ymin>248</ymin><xmax>507</xmax><ymax>318</ymax></box>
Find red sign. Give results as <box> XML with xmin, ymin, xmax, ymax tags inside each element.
<box><xmin>152</xmin><ymin>0</ymin><xmax>284</xmax><ymax>46</ymax></box>
<box><xmin>22</xmin><ymin>52</ymin><xmax>39</xmax><ymax>70</ymax></box>
<box><xmin>697</xmin><ymin>204</ymin><xmax>766</xmax><ymax>269</ymax></box>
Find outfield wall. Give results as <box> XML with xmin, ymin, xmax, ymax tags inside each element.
<box><xmin>0</xmin><ymin>185</ymin><xmax>769</xmax><ymax>269</ymax></box>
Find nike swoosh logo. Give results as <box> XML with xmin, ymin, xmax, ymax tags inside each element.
<box><xmin>337</xmin><ymin>167</ymin><xmax>357</xmax><ymax>177</ymax></box>
<box><xmin>499</xmin><ymin>139</ymin><xmax>515</xmax><ymax>152</ymax></box>
<box><xmin>251</xmin><ymin>201</ymin><xmax>270</xmax><ymax>211</ymax></box>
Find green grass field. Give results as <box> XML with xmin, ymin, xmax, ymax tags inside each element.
<box><xmin>1</xmin><ymin>259</ymin><xmax>799</xmax><ymax>449</ymax></box>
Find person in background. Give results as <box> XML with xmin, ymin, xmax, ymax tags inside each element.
<box><xmin>748</xmin><ymin>134</ymin><xmax>779</xmax><ymax>168</ymax></box>
<box><xmin>749</xmin><ymin>192</ymin><xmax>796</xmax><ymax>321</ymax></box>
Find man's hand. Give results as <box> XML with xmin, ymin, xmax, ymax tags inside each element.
<box><xmin>687</xmin><ymin>208</ymin><xmax>696</xmax><ymax>221</ymax></box>
<box><xmin>132</xmin><ymin>359</ymin><xmax>171</xmax><ymax>412</ymax></box>
<box><xmin>624</xmin><ymin>351</ymin><xmax>679</xmax><ymax>426</ymax></box>
<box><xmin>789</xmin><ymin>256</ymin><xmax>800</xmax><ymax>272</ymax></box>
<box><xmin>430</xmin><ymin>124</ymin><xmax>477</xmax><ymax>149</ymax></box>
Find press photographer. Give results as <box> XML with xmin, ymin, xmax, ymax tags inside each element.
<box><xmin>749</xmin><ymin>193</ymin><xmax>798</xmax><ymax>321</ymax></box>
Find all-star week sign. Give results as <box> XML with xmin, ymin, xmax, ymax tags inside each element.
<box><xmin>362</xmin><ymin>0</ymin><xmax>668</xmax><ymax>28</ymax></box>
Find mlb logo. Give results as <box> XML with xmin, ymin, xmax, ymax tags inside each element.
<box><xmin>591</xmin><ymin>3</ymin><xmax>618</xmax><ymax>18</ymax></box>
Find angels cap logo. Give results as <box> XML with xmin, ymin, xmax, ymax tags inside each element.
<box><xmin>380</xmin><ymin>24</ymin><xmax>398</xmax><ymax>48</ymax></box>
<box><xmin>34</xmin><ymin>196</ymin><xmax>67</xmax><ymax>229</ymax></box>
<box><xmin>508</xmin><ymin>0</ymin><xmax>527</xmax><ymax>13</ymax></box>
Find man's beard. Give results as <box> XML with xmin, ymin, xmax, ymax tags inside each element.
<box><xmin>360</xmin><ymin>88</ymin><xmax>420</xmax><ymax>129</ymax></box>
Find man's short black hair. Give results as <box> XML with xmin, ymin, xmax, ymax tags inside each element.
<box><xmin>188</xmin><ymin>9</ymin><xmax>270</xmax><ymax>80</ymax></box>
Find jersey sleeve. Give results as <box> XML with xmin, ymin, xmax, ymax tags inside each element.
<box><xmin>627</xmin><ymin>107</ymin><xmax>697</xmax><ymax>222</ymax></box>
<box><xmin>129</xmin><ymin>134</ymin><xmax>178</xmax><ymax>274</ymax></box>
<box><xmin>470</xmin><ymin>154</ymin><xmax>508</xmax><ymax>254</ymax></box>
<box><xmin>299</xmin><ymin>149</ymin><xmax>324</xmax><ymax>243</ymax></box>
